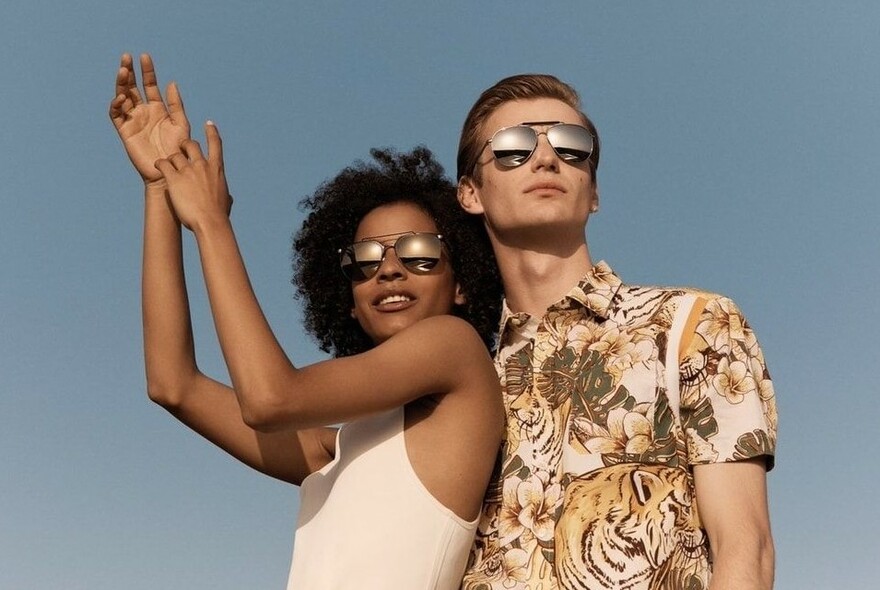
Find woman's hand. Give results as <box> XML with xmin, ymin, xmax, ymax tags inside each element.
<box><xmin>154</xmin><ymin>122</ymin><xmax>232</xmax><ymax>232</ymax></box>
<box><xmin>109</xmin><ymin>53</ymin><xmax>191</xmax><ymax>186</ymax></box>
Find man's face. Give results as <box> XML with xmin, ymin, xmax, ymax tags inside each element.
<box><xmin>459</xmin><ymin>98</ymin><xmax>597</xmax><ymax>244</ymax></box>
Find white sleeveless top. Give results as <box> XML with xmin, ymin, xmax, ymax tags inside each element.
<box><xmin>286</xmin><ymin>407</ymin><xmax>479</xmax><ymax>589</ymax></box>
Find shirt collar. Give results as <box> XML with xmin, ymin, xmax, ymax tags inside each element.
<box><xmin>498</xmin><ymin>260</ymin><xmax>623</xmax><ymax>337</ymax></box>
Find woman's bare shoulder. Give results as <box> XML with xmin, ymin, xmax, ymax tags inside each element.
<box><xmin>389</xmin><ymin>315</ymin><xmax>491</xmax><ymax>360</ymax></box>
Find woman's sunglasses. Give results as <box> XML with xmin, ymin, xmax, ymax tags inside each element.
<box><xmin>339</xmin><ymin>232</ymin><xmax>445</xmax><ymax>281</ymax></box>
<box><xmin>486</xmin><ymin>122</ymin><xmax>594</xmax><ymax>168</ymax></box>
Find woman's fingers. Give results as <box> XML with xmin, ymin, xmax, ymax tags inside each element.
<box><xmin>154</xmin><ymin>125</ymin><xmax>224</xmax><ymax>178</ymax></box>
<box><xmin>125</xmin><ymin>55</ymin><xmax>144</xmax><ymax>106</ymax></box>
<box><xmin>113</xmin><ymin>61</ymin><xmax>130</xmax><ymax>100</ymax></box>
<box><xmin>205</xmin><ymin>121</ymin><xmax>223</xmax><ymax>166</ymax></box>
<box><xmin>166</xmin><ymin>81</ymin><xmax>190</xmax><ymax>130</ymax></box>
<box><xmin>110</xmin><ymin>54</ymin><xmax>142</xmax><ymax>128</ymax></box>
<box><xmin>109</xmin><ymin>93</ymin><xmax>126</xmax><ymax>128</ymax></box>
<box><xmin>114</xmin><ymin>54</ymin><xmax>142</xmax><ymax>104</ymax></box>
<box><xmin>140</xmin><ymin>53</ymin><xmax>163</xmax><ymax>104</ymax></box>
<box><xmin>168</xmin><ymin>152</ymin><xmax>190</xmax><ymax>171</ymax></box>
<box><xmin>154</xmin><ymin>158</ymin><xmax>175</xmax><ymax>178</ymax></box>
<box><xmin>179</xmin><ymin>139</ymin><xmax>204</xmax><ymax>162</ymax></box>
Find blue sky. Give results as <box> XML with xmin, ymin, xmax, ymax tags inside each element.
<box><xmin>2</xmin><ymin>2</ymin><xmax>878</xmax><ymax>588</ymax></box>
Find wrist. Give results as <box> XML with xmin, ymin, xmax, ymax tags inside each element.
<box><xmin>192</xmin><ymin>213</ymin><xmax>234</xmax><ymax>239</ymax></box>
<box><xmin>144</xmin><ymin>179</ymin><xmax>168</xmax><ymax>195</ymax></box>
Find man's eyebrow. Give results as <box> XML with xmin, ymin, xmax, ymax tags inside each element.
<box><xmin>520</xmin><ymin>120</ymin><xmax>562</xmax><ymax>126</ymax></box>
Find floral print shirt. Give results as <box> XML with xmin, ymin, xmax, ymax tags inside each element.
<box><xmin>461</xmin><ymin>261</ymin><xmax>777</xmax><ymax>590</ymax></box>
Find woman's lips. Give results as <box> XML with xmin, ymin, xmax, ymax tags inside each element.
<box><xmin>373</xmin><ymin>292</ymin><xmax>416</xmax><ymax>311</ymax></box>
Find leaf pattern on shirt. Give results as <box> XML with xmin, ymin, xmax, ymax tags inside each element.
<box><xmin>462</xmin><ymin>263</ymin><xmax>777</xmax><ymax>590</ymax></box>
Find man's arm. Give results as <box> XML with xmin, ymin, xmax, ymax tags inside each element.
<box><xmin>679</xmin><ymin>293</ymin><xmax>778</xmax><ymax>589</ymax></box>
<box><xmin>694</xmin><ymin>459</ymin><xmax>774</xmax><ymax>590</ymax></box>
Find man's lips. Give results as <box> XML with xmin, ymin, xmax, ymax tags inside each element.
<box><xmin>524</xmin><ymin>181</ymin><xmax>566</xmax><ymax>194</ymax></box>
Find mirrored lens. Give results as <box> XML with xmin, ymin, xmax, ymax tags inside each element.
<box><xmin>340</xmin><ymin>241</ymin><xmax>384</xmax><ymax>280</ymax></box>
<box><xmin>396</xmin><ymin>234</ymin><xmax>442</xmax><ymax>272</ymax></box>
<box><xmin>547</xmin><ymin>124</ymin><xmax>593</xmax><ymax>162</ymax></box>
<box><xmin>490</xmin><ymin>126</ymin><xmax>538</xmax><ymax>167</ymax></box>
<box><xmin>339</xmin><ymin>234</ymin><xmax>443</xmax><ymax>280</ymax></box>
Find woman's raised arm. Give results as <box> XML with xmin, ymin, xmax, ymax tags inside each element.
<box><xmin>155</xmin><ymin>131</ymin><xmax>500</xmax><ymax>432</ymax></box>
<box><xmin>111</xmin><ymin>54</ymin><xmax>334</xmax><ymax>485</ymax></box>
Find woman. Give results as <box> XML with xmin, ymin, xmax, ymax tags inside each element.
<box><xmin>109</xmin><ymin>54</ymin><xmax>504</xmax><ymax>589</ymax></box>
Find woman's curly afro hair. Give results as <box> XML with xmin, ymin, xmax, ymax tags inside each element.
<box><xmin>293</xmin><ymin>146</ymin><xmax>502</xmax><ymax>358</ymax></box>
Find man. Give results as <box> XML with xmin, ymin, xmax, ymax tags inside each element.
<box><xmin>456</xmin><ymin>75</ymin><xmax>777</xmax><ymax>590</ymax></box>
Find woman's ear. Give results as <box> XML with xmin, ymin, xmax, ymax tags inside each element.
<box><xmin>457</xmin><ymin>177</ymin><xmax>485</xmax><ymax>215</ymax></box>
<box><xmin>454</xmin><ymin>283</ymin><xmax>467</xmax><ymax>306</ymax></box>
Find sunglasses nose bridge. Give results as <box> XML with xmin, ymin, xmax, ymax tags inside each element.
<box><xmin>374</xmin><ymin>244</ymin><xmax>407</xmax><ymax>280</ymax></box>
<box><xmin>530</xmin><ymin>128</ymin><xmax>562</xmax><ymax>167</ymax></box>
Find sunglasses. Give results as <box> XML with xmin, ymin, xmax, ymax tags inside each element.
<box><xmin>486</xmin><ymin>121</ymin><xmax>594</xmax><ymax>168</ymax></box>
<box><xmin>339</xmin><ymin>232</ymin><xmax>445</xmax><ymax>281</ymax></box>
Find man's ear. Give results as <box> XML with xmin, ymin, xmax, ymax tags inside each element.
<box><xmin>458</xmin><ymin>176</ymin><xmax>485</xmax><ymax>215</ymax></box>
<box><xmin>454</xmin><ymin>282</ymin><xmax>467</xmax><ymax>306</ymax></box>
<box><xmin>589</xmin><ymin>183</ymin><xmax>600</xmax><ymax>213</ymax></box>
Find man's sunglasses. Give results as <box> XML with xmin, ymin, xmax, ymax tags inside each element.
<box><xmin>339</xmin><ymin>232</ymin><xmax>445</xmax><ymax>281</ymax></box>
<box><xmin>486</xmin><ymin>121</ymin><xmax>594</xmax><ymax>168</ymax></box>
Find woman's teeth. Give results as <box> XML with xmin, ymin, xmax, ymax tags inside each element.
<box><xmin>379</xmin><ymin>294</ymin><xmax>412</xmax><ymax>305</ymax></box>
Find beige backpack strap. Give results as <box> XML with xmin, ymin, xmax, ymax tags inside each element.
<box><xmin>678</xmin><ymin>295</ymin><xmax>709</xmax><ymax>363</ymax></box>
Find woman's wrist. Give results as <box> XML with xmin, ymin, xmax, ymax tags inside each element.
<box><xmin>144</xmin><ymin>178</ymin><xmax>169</xmax><ymax>195</ymax></box>
<box><xmin>191</xmin><ymin>212</ymin><xmax>234</xmax><ymax>240</ymax></box>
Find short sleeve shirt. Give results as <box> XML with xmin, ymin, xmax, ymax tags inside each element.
<box><xmin>461</xmin><ymin>261</ymin><xmax>777</xmax><ymax>590</ymax></box>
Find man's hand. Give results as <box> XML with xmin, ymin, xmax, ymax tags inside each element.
<box><xmin>109</xmin><ymin>53</ymin><xmax>191</xmax><ymax>186</ymax></box>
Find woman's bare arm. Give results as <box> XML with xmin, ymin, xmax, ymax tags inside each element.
<box><xmin>156</xmin><ymin>130</ymin><xmax>501</xmax><ymax>433</ymax></box>
<box><xmin>112</xmin><ymin>53</ymin><xmax>334</xmax><ymax>485</ymax></box>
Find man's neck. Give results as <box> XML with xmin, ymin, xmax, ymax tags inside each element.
<box><xmin>492</xmin><ymin>237</ymin><xmax>594</xmax><ymax>317</ymax></box>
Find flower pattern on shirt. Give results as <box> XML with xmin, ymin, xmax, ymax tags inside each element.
<box><xmin>462</xmin><ymin>262</ymin><xmax>777</xmax><ymax>590</ymax></box>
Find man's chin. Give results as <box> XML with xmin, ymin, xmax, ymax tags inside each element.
<box><xmin>490</xmin><ymin>220</ymin><xmax>588</xmax><ymax>251</ymax></box>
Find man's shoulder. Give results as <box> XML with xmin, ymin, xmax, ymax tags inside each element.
<box><xmin>571</xmin><ymin>263</ymin><xmax>739</xmax><ymax>326</ymax></box>
<box><xmin>610</xmin><ymin>282</ymin><xmax>725</xmax><ymax>323</ymax></box>
<box><xmin>619</xmin><ymin>281</ymin><xmax>722</xmax><ymax>300</ymax></box>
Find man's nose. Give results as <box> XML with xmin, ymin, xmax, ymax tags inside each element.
<box><xmin>530</xmin><ymin>132</ymin><xmax>559</xmax><ymax>171</ymax></box>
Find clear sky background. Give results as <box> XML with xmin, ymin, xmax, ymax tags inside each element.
<box><xmin>2</xmin><ymin>2</ymin><xmax>878</xmax><ymax>589</ymax></box>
